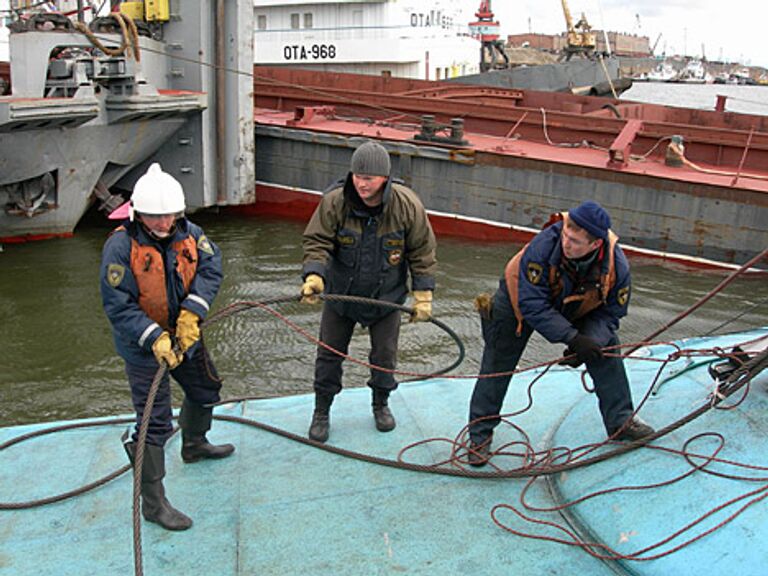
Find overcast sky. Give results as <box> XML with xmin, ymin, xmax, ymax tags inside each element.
<box><xmin>476</xmin><ymin>0</ymin><xmax>764</xmax><ymax>67</ymax></box>
<box><xmin>1</xmin><ymin>1</ymin><xmax>763</xmax><ymax>68</ymax></box>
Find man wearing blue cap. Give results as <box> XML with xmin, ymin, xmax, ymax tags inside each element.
<box><xmin>466</xmin><ymin>200</ymin><xmax>654</xmax><ymax>466</ymax></box>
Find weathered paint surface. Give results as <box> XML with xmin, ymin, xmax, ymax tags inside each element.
<box><xmin>254</xmin><ymin>126</ymin><xmax>766</xmax><ymax>267</ymax></box>
<box><xmin>251</xmin><ymin>67</ymin><xmax>768</xmax><ymax>268</ymax></box>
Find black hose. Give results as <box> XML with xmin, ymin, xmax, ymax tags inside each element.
<box><xmin>0</xmin><ymin>293</ymin><xmax>466</xmax><ymax>508</ymax></box>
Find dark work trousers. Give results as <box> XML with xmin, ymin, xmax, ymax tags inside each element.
<box><xmin>468</xmin><ymin>291</ymin><xmax>634</xmax><ymax>444</ymax></box>
<box><xmin>313</xmin><ymin>304</ymin><xmax>401</xmax><ymax>397</ymax></box>
<box><xmin>125</xmin><ymin>344</ymin><xmax>222</xmax><ymax>447</ymax></box>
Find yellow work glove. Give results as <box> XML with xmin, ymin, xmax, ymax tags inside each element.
<box><xmin>473</xmin><ymin>292</ymin><xmax>493</xmax><ymax>320</ymax></box>
<box><xmin>301</xmin><ymin>274</ymin><xmax>324</xmax><ymax>304</ymax></box>
<box><xmin>152</xmin><ymin>331</ymin><xmax>183</xmax><ymax>369</ymax></box>
<box><xmin>176</xmin><ymin>309</ymin><xmax>201</xmax><ymax>353</ymax></box>
<box><xmin>410</xmin><ymin>290</ymin><xmax>433</xmax><ymax>323</ymax></box>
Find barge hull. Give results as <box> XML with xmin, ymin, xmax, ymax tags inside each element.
<box><xmin>253</xmin><ymin>126</ymin><xmax>766</xmax><ymax>268</ymax></box>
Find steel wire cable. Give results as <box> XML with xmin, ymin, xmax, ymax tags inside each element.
<box><xmin>2</xmin><ymin>262</ymin><xmax>766</xmax><ymax>507</ymax></box>
<box><xmin>1</xmin><ymin>288</ymin><xmax>766</xmax><ymax>575</ymax></box>
<box><xmin>0</xmin><ymin>294</ymin><xmax>463</xmax><ymax>511</ymax></box>
<box><xmin>494</xmin><ymin>350</ymin><xmax>768</xmax><ymax>563</ymax></box>
<box><xmin>130</xmin><ymin>363</ymin><xmax>168</xmax><ymax>576</ymax></box>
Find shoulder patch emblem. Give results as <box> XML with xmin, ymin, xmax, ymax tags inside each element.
<box><xmin>526</xmin><ymin>262</ymin><xmax>543</xmax><ymax>285</ymax></box>
<box><xmin>107</xmin><ymin>264</ymin><xmax>125</xmax><ymax>288</ymax></box>
<box><xmin>197</xmin><ymin>235</ymin><xmax>214</xmax><ymax>255</ymax></box>
<box><xmin>617</xmin><ymin>286</ymin><xmax>630</xmax><ymax>307</ymax></box>
<box><xmin>388</xmin><ymin>249</ymin><xmax>403</xmax><ymax>266</ymax></box>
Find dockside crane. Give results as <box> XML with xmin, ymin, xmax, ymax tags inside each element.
<box><xmin>468</xmin><ymin>0</ymin><xmax>509</xmax><ymax>72</ymax></box>
<box><xmin>559</xmin><ymin>0</ymin><xmax>596</xmax><ymax>60</ymax></box>
<box><xmin>651</xmin><ymin>33</ymin><xmax>663</xmax><ymax>57</ymax></box>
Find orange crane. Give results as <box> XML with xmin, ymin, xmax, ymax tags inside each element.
<box><xmin>468</xmin><ymin>0</ymin><xmax>509</xmax><ymax>72</ymax></box>
<box><xmin>560</xmin><ymin>0</ymin><xmax>596</xmax><ymax>60</ymax></box>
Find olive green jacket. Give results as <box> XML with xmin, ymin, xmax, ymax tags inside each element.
<box><xmin>302</xmin><ymin>175</ymin><xmax>437</xmax><ymax>323</ymax></box>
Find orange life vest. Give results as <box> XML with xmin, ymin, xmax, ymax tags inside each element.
<box><xmin>116</xmin><ymin>226</ymin><xmax>198</xmax><ymax>329</ymax></box>
<box><xmin>504</xmin><ymin>212</ymin><xmax>618</xmax><ymax>335</ymax></box>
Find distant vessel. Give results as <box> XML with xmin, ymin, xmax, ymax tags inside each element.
<box><xmin>448</xmin><ymin>57</ymin><xmax>628</xmax><ymax>96</ymax></box>
<box><xmin>673</xmin><ymin>59</ymin><xmax>711</xmax><ymax>84</ymax></box>
<box><xmin>252</xmin><ymin>0</ymin><xmax>626</xmax><ymax>95</ymax></box>
<box><xmin>731</xmin><ymin>67</ymin><xmax>757</xmax><ymax>85</ymax></box>
<box><xmin>643</xmin><ymin>62</ymin><xmax>677</xmax><ymax>82</ymax></box>
<box><xmin>252</xmin><ymin>0</ymin><xmax>480</xmax><ymax>80</ymax></box>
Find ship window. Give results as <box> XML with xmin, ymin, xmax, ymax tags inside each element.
<box><xmin>257</xmin><ymin>15</ymin><xmax>267</xmax><ymax>30</ymax></box>
<box><xmin>303</xmin><ymin>13</ymin><xmax>313</xmax><ymax>29</ymax></box>
<box><xmin>290</xmin><ymin>13</ymin><xmax>300</xmax><ymax>29</ymax></box>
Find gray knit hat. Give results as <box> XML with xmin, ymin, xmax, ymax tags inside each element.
<box><xmin>350</xmin><ymin>141</ymin><xmax>391</xmax><ymax>176</ymax></box>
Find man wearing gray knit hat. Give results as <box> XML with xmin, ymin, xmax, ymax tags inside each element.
<box><xmin>300</xmin><ymin>140</ymin><xmax>437</xmax><ymax>443</ymax></box>
<box><xmin>350</xmin><ymin>141</ymin><xmax>391</xmax><ymax>178</ymax></box>
<box><xmin>466</xmin><ymin>200</ymin><xmax>654</xmax><ymax>466</ymax></box>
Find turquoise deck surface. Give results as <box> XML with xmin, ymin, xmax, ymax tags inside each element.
<box><xmin>2</xmin><ymin>329</ymin><xmax>767</xmax><ymax>575</ymax></box>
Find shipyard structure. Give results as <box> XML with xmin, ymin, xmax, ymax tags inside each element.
<box><xmin>253</xmin><ymin>0</ymin><xmax>480</xmax><ymax>80</ymax></box>
<box><xmin>1</xmin><ymin>0</ymin><xmax>766</xmax><ymax>271</ymax></box>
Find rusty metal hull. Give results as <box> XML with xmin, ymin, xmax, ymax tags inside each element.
<box><xmin>255</xmin><ymin>127</ymin><xmax>765</xmax><ymax>267</ymax></box>
<box><xmin>252</xmin><ymin>67</ymin><xmax>768</xmax><ymax>269</ymax></box>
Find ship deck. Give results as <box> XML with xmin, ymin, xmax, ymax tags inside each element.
<box><xmin>2</xmin><ymin>329</ymin><xmax>768</xmax><ymax>574</ymax></box>
<box><xmin>254</xmin><ymin>107</ymin><xmax>768</xmax><ymax>195</ymax></box>
<box><xmin>251</xmin><ymin>67</ymin><xmax>768</xmax><ymax>271</ymax></box>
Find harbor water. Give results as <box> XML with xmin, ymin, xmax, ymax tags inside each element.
<box><xmin>1</xmin><ymin>211</ymin><xmax>766</xmax><ymax>428</ymax></box>
<box><xmin>622</xmin><ymin>81</ymin><xmax>768</xmax><ymax>116</ymax></box>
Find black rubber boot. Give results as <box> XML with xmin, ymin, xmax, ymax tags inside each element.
<box><xmin>122</xmin><ymin>431</ymin><xmax>193</xmax><ymax>531</ymax></box>
<box><xmin>308</xmin><ymin>393</ymin><xmax>333</xmax><ymax>443</ymax></box>
<box><xmin>179</xmin><ymin>398</ymin><xmax>235</xmax><ymax>464</ymax></box>
<box><xmin>372</xmin><ymin>389</ymin><xmax>396</xmax><ymax>432</ymax></box>
<box><xmin>467</xmin><ymin>434</ymin><xmax>493</xmax><ymax>468</ymax></box>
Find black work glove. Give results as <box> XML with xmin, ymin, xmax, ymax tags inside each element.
<box><xmin>559</xmin><ymin>346</ymin><xmax>583</xmax><ymax>368</ymax></box>
<box><xmin>565</xmin><ymin>334</ymin><xmax>604</xmax><ymax>366</ymax></box>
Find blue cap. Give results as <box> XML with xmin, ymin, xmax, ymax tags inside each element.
<box><xmin>569</xmin><ymin>201</ymin><xmax>611</xmax><ymax>240</ymax></box>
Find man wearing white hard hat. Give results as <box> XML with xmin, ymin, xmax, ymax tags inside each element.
<box><xmin>100</xmin><ymin>163</ymin><xmax>233</xmax><ymax>531</ymax></box>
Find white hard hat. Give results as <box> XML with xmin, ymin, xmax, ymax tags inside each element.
<box><xmin>130</xmin><ymin>163</ymin><xmax>185</xmax><ymax>220</ymax></box>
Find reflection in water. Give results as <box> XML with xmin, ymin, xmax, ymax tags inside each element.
<box><xmin>1</xmin><ymin>213</ymin><xmax>766</xmax><ymax>425</ymax></box>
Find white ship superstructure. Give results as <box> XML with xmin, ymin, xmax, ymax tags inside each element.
<box><xmin>1</xmin><ymin>0</ymin><xmax>13</xmax><ymax>60</ymax></box>
<box><xmin>253</xmin><ymin>0</ymin><xmax>480</xmax><ymax>79</ymax></box>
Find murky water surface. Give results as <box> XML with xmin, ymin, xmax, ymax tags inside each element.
<box><xmin>1</xmin><ymin>213</ymin><xmax>766</xmax><ymax>426</ymax></box>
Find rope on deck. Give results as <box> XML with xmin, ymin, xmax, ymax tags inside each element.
<box><xmin>1</xmin><ymin>261</ymin><xmax>767</xmax><ymax>572</ymax></box>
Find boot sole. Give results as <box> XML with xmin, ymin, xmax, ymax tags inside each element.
<box><xmin>144</xmin><ymin>514</ymin><xmax>193</xmax><ymax>531</ymax></box>
<box><xmin>182</xmin><ymin>452</ymin><xmax>234</xmax><ymax>464</ymax></box>
<box><xmin>181</xmin><ymin>447</ymin><xmax>236</xmax><ymax>463</ymax></box>
<box><xmin>308</xmin><ymin>431</ymin><xmax>329</xmax><ymax>443</ymax></box>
